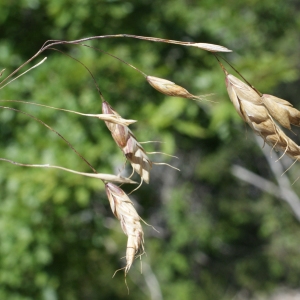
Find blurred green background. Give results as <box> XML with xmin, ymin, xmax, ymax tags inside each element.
<box><xmin>1</xmin><ymin>0</ymin><xmax>300</xmax><ymax>299</ymax></box>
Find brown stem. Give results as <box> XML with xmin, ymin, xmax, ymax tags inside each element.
<box><xmin>47</xmin><ymin>47</ymin><xmax>105</xmax><ymax>100</ymax></box>
<box><xmin>215</xmin><ymin>54</ymin><xmax>263</xmax><ymax>97</ymax></box>
<box><xmin>0</xmin><ymin>158</ymin><xmax>137</xmax><ymax>184</ymax></box>
<box><xmin>0</xmin><ymin>106</ymin><xmax>98</xmax><ymax>174</ymax></box>
<box><xmin>0</xmin><ymin>33</ymin><xmax>226</xmax><ymax>87</ymax></box>
<box><xmin>74</xmin><ymin>43</ymin><xmax>147</xmax><ymax>77</ymax></box>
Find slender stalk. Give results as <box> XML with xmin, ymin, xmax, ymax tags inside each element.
<box><xmin>214</xmin><ymin>54</ymin><xmax>262</xmax><ymax>96</ymax></box>
<box><xmin>0</xmin><ymin>57</ymin><xmax>47</xmax><ymax>90</ymax></box>
<box><xmin>0</xmin><ymin>34</ymin><xmax>230</xmax><ymax>87</ymax></box>
<box><xmin>75</xmin><ymin>43</ymin><xmax>147</xmax><ymax>77</ymax></box>
<box><xmin>0</xmin><ymin>106</ymin><xmax>97</xmax><ymax>174</ymax></box>
<box><xmin>0</xmin><ymin>35</ymin><xmax>128</xmax><ymax>87</ymax></box>
<box><xmin>0</xmin><ymin>158</ymin><xmax>137</xmax><ymax>184</ymax></box>
<box><xmin>47</xmin><ymin>47</ymin><xmax>105</xmax><ymax>100</ymax></box>
<box><xmin>0</xmin><ymin>100</ymin><xmax>136</xmax><ymax>125</ymax></box>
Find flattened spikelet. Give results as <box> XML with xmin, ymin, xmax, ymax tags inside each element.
<box><xmin>105</xmin><ymin>183</ymin><xmax>144</xmax><ymax>274</ymax></box>
<box><xmin>225</xmin><ymin>73</ymin><xmax>300</xmax><ymax>161</ymax></box>
<box><xmin>102</xmin><ymin>101</ymin><xmax>152</xmax><ymax>183</ymax></box>
<box><xmin>147</xmin><ymin>75</ymin><xmax>203</xmax><ymax>100</ymax></box>
<box><xmin>262</xmin><ymin>94</ymin><xmax>300</xmax><ymax>129</ymax></box>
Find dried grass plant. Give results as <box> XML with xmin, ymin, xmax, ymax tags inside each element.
<box><xmin>1</xmin><ymin>34</ymin><xmax>300</xmax><ymax>279</ymax></box>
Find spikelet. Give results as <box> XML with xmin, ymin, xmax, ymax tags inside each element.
<box><xmin>184</xmin><ymin>42</ymin><xmax>232</xmax><ymax>52</ymax></box>
<box><xmin>261</xmin><ymin>94</ymin><xmax>300</xmax><ymax>130</ymax></box>
<box><xmin>225</xmin><ymin>73</ymin><xmax>300</xmax><ymax>161</ymax></box>
<box><xmin>102</xmin><ymin>101</ymin><xmax>152</xmax><ymax>183</ymax></box>
<box><xmin>122</xmin><ymin>134</ymin><xmax>152</xmax><ymax>183</ymax></box>
<box><xmin>105</xmin><ymin>183</ymin><xmax>144</xmax><ymax>274</ymax></box>
<box><xmin>146</xmin><ymin>75</ymin><xmax>202</xmax><ymax>100</ymax></box>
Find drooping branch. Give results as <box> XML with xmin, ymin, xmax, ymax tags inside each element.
<box><xmin>0</xmin><ymin>34</ymin><xmax>231</xmax><ymax>88</ymax></box>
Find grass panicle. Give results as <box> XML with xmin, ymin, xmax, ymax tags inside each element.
<box><xmin>3</xmin><ymin>33</ymin><xmax>300</xmax><ymax>282</ymax></box>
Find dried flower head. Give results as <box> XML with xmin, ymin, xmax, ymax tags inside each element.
<box><xmin>262</xmin><ymin>94</ymin><xmax>300</xmax><ymax>130</ymax></box>
<box><xmin>225</xmin><ymin>74</ymin><xmax>262</xmax><ymax>119</ymax></box>
<box><xmin>122</xmin><ymin>135</ymin><xmax>152</xmax><ymax>184</ymax></box>
<box><xmin>102</xmin><ymin>101</ymin><xmax>152</xmax><ymax>183</ymax></box>
<box><xmin>225</xmin><ymin>73</ymin><xmax>300</xmax><ymax>161</ymax></box>
<box><xmin>105</xmin><ymin>183</ymin><xmax>144</xmax><ymax>274</ymax></box>
<box><xmin>184</xmin><ymin>42</ymin><xmax>232</xmax><ymax>52</ymax></box>
<box><xmin>146</xmin><ymin>75</ymin><xmax>202</xmax><ymax>100</ymax></box>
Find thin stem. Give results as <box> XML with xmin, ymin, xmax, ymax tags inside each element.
<box><xmin>0</xmin><ymin>100</ymin><xmax>136</xmax><ymax>126</ymax></box>
<box><xmin>0</xmin><ymin>106</ymin><xmax>97</xmax><ymax>174</ymax></box>
<box><xmin>0</xmin><ymin>50</ymin><xmax>43</xmax><ymax>87</ymax></box>
<box><xmin>215</xmin><ymin>54</ymin><xmax>262</xmax><ymax>96</ymax></box>
<box><xmin>0</xmin><ymin>158</ymin><xmax>137</xmax><ymax>184</ymax></box>
<box><xmin>47</xmin><ymin>47</ymin><xmax>105</xmax><ymax>100</ymax></box>
<box><xmin>214</xmin><ymin>55</ymin><xmax>228</xmax><ymax>75</ymax></box>
<box><xmin>0</xmin><ymin>57</ymin><xmax>47</xmax><ymax>90</ymax></box>
<box><xmin>0</xmin><ymin>34</ymin><xmax>229</xmax><ymax>87</ymax></box>
<box><xmin>75</xmin><ymin>43</ymin><xmax>147</xmax><ymax>77</ymax></box>
<box><xmin>0</xmin><ymin>35</ymin><xmax>125</xmax><ymax>87</ymax></box>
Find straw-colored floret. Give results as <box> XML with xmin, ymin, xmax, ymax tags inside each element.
<box><xmin>102</xmin><ymin>101</ymin><xmax>152</xmax><ymax>183</ymax></box>
<box><xmin>225</xmin><ymin>73</ymin><xmax>300</xmax><ymax>161</ymax></box>
<box><xmin>147</xmin><ymin>75</ymin><xmax>203</xmax><ymax>100</ymax></box>
<box><xmin>262</xmin><ymin>94</ymin><xmax>300</xmax><ymax>130</ymax></box>
<box><xmin>105</xmin><ymin>183</ymin><xmax>144</xmax><ymax>274</ymax></box>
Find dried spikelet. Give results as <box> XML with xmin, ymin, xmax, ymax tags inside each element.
<box><xmin>122</xmin><ymin>134</ymin><xmax>152</xmax><ymax>184</ymax></box>
<box><xmin>263</xmin><ymin>125</ymin><xmax>300</xmax><ymax>157</ymax></box>
<box><xmin>225</xmin><ymin>73</ymin><xmax>272</xmax><ymax>129</ymax></box>
<box><xmin>105</xmin><ymin>183</ymin><xmax>144</xmax><ymax>274</ymax></box>
<box><xmin>184</xmin><ymin>43</ymin><xmax>232</xmax><ymax>52</ymax></box>
<box><xmin>102</xmin><ymin>101</ymin><xmax>152</xmax><ymax>183</ymax></box>
<box><xmin>262</xmin><ymin>94</ymin><xmax>300</xmax><ymax>129</ymax></box>
<box><xmin>225</xmin><ymin>73</ymin><xmax>300</xmax><ymax>161</ymax></box>
<box><xmin>146</xmin><ymin>75</ymin><xmax>201</xmax><ymax>100</ymax></box>
<box><xmin>101</xmin><ymin>100</ymin><xmax>122</xmax><ymax>132</ymax></box>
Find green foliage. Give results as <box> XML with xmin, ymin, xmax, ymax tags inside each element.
<box><xmin>1</xmin><ymin>1</ymin><xmax>300</xmax><ymax>299</ymax></box>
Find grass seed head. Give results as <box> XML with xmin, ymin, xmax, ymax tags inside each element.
<box><xmin>225</xmin><ymin>73</ymin><xmax>300</xmax><ymax>162</ymax></box>
<box><xmin>185</xmin><ymin>43</ymin><xmax>232</xmax><ymax>52</ymax></box>
<box><xmin>102</xmin><ymin>101</ymin><xmax>152</xmax><ymax>183</ymax></box>
<box><xmin>105</xmin><ymin>183</ymin><xmax>144</xmax><ymax>274</ymax></box>
<box><xmin>102</xmin><ymin>101</ymin><xmax>131</xmax><ymax>148</ymax></box>
<box><xmin>102</xmin><ymin>101</ymin><xmax>120</xmax><ymax>131</ymax></box>
<box><xmin>147</xmin><ymin>75</ymin><xmax>200</xmax><ymax>100</ymax></box>
<box><xmin>226</xmin><ymin>74</ymin><xmax>262</xmax><ymax>104</ymax></box>
<box><xmin>123</xmin><ymin>135</ymin><xmax>152</xmax><ymax>184</ymax></box>
<box><xmin>111</xmin><ymin>124</ymin><xmax>130</xmax><ymax>148</ymax></box>
<box><xmin>262</xmin><ymin>94</ymin><xmax>300</xmax><ymax>129</ymax></box>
